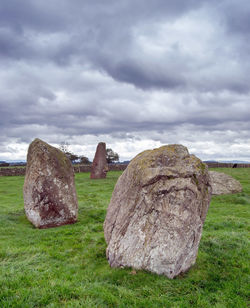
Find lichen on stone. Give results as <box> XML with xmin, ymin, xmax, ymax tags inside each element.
<box><xmin>23</xmin><ymin>138</ymin><xmax>78</xmax><ymax>229</ymax></box>
<box><xmin>104</xmin><ymin>144</ymin><xmax>212</xmax><ymax>278</ymax></box>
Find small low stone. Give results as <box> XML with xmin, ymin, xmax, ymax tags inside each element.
<box><xmin>209</xmin><ymin>171</ymin><xmax>242</xmax><ymax>195</ymax></box>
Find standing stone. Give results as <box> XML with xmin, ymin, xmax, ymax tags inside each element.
<box><xmin>90</xmin><ymin>142</ymin><xmax>108</xmax><ymax>179</ymax></box>
<box><xmin>209</xmin><ymin>171</ymin><xmax>242</xmax><ymax>195</ymax></box>
<box><xmin>104</xmin><ymin>144</ymin><xmax>212</xmax><ymax>279</ymax></box>
<box><xmin>23</xmin><ymin>138</ymin><xmax>78</xmax><ymax>229</ymax></box>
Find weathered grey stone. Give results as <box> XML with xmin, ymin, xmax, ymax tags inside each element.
<box><xmin>209</xmin><ymin>171</ymin><xmax>242</xmax><ymax>195</ymax></box>
<box><xmin>90</xmin><ymin>142</ymin><xmax>108</xmax><ymax>179</ymax></box>
<box><xmin>104</xmin><ymin>144</ymin><xmax>212</xmax><ymax>279</ymax></box>
<box><xmin>23</xmin><ymin>138</ymin><xmax>78</xmax><ymax>229</ymax></box>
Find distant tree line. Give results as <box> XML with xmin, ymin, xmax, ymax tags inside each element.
<box><xmin>0</xmin><ymin>161</ymin><xmax>26</xmax><ymax>167</ymax></box>
<box><xmin>0</xmin><ymin>161</ymin><xmax>9</xmax><ymax>167</ymax></box>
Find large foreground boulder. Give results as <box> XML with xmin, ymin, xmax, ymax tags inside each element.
<box><xmin>23</xmin><ymin>138</ymin><xmax>78</xmax><ymax>229</ymax></box>
<box><xmin>90</xmin><ymin>142</ymin><xmax>108</xmax><ymax>179</ymax></box>
<box><xmin>209</xmin><ymin>171</ymin><xmax>242</xmax><ymax>195</ymax></box>
<box><xmin>104</xmin><ymin>144</ymin><xmax>212</xmax><ymax>279</ymax></box>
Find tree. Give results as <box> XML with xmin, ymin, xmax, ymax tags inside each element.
<box><xmin>59</xmin><ymin>142</ymin><xmax>79</xmax><ymax>164</ymax></box>
<box><xmin>79</xmin><ymin>155</ymin><xmax>91</xmax><ymax>165</ymax></box>
<box><xmin>59</xmin><ymin>141</ymin><xmax>70</xmax><ymax>153</ymax></box>
<box><xmin>66</xmin><ymin>152</ymin><xmax>79</xmax><ymax>163</ymax></box>
<box><xmin>106</xmin><ymin>148</ymin><xmax>119</xmax><ymax>164</ymax></box>
<box><xmin>59</xmin><ymin>142</ymin><xmax>91</xmax><ymax>164</ymax></box>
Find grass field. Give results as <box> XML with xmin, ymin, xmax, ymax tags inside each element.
<box><xmin>0</xmin><ymin>168</ymin><xmax>249</xmax><ymax>307</ymax></box>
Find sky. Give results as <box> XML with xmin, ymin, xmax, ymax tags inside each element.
<box><xmin>0</xmin><ymin>0</ymin><xmax>250</xmax><ymax>162</ymax></box>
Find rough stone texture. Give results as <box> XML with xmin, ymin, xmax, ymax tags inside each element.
<box><xmin>104</xmin><ymin>144</ymin><xmax>212</xmax><ymax>279</ymax></box>
<box><xmin>90</xmin><ymin>142</ymin><xmax>108</xmax><ymax>179</ymax></box>
<box><xmin>209</xmin><ymin>171</ymin><xmax>242</xmax><ymax>195</ymax></box>
<box><xmin>23</xmin><ymin>138</ymin><xmax>78</xmax><ymax>229</ymax></box>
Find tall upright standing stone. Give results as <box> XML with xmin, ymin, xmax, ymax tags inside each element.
<box><xmin>104</xmin><ymin>144</ymin><xmax>212</xmax><ymax>279</ymax></box>
<box><xmin>90</xmin><ymin>142</ymin><xmax>108</xmax><ymax>179</ymax></box>
<box><xmin>23</xmin><ymin>138</ymin><xmax>78</xmax><ymax>229</ymax></box>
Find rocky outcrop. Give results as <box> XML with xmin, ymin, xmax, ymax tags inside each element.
<box><xmin>90</xmin><ymin>142</ymin><xmax>108</xmax><ymax>179</ymax></box>
<box><xmin>104</xmin><ymin>144</ymin><xmax>212</xmax><ymax>279</ymax></box>
<box><xmin>209</xmin><ymin>171</ymin><xmax>242</xmax><ymax>195</ymax></box>
<box><xmin>23</xmin><ymin>138</ymin><xmax>78</xmax><ymax>229</ymax></box>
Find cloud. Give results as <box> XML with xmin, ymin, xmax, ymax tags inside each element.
<box><xmin>0</xmin><ymin>0</ymin><xmax>249</xmax><ymax>162</ymax></box>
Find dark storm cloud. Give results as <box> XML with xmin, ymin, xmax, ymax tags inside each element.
<box><xmin>0</xmin><ymin>0</ymin><xmax>211</xmax><ymax>66</ymax></box>
<box><xmin>102</xmin><ymin>60</ymin><xmax>185</xmax><ymax>90</ymax></box>
<box><xmin>1</xmin><ymin>0</ymin><xmax>248</xmax><ymax>91</ymax></box>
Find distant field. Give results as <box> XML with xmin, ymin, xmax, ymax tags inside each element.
<box><xmin>0</xmin><ymin>169</ymin><xmax>249</xmax><ymax>307</ymax></box>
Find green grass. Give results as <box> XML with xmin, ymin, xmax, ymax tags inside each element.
<box><xmin>0</xmin><ymin>169</ymin><xmax>249</xmax><ymax>307</ymax></box>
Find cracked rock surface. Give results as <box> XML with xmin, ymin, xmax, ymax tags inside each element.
<box><xmin>104</xmin><ymin>144</ymin><xmax>212</xmax><ymax>278</ymax></box>
<box><xmin>209</xmin><ymin>171</ymin><xmax>242</xmax><ymax>195</ymax></box>
<box><xmin>23</xmin><ymin>138</ymin><xmax>78</xmax><ymax>229</ymax></box>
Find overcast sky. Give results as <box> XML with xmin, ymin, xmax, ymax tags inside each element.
<box><xmin>0</xmin><ymin>0</ymin><xmax>250</xmax><ymax>162</ymax></box>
